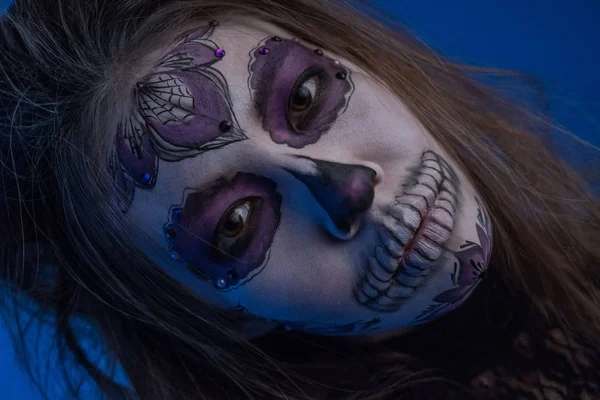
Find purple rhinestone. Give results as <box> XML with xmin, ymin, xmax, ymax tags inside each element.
<box><xmin>215</xmin><ymin>48</ymin><xmax>226</xmax><ymax>58</ymax></box>
<box><xmin>258</xmin><ymin>46</ymin><xmax>270</xmax><ymax>55</ymax></box>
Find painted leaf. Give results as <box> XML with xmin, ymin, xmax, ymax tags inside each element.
<box><xmin>109</xmin><ymin>149</ymin><xmax>136</xmax><ymax>212</ymax></box>
<box><xmin>155</xmin><ymin>23</ymin><xmax>221</xmax><ymax>72</ymax></box>
<box><xmin>116</xmin><ymin>118</ymin><xmax>158</xmax><ymax>188</ymax></box>
<box><xmin>432</xmin><ymin>285</ymin><xmax>471</xmax><ymax>304</ymax></box>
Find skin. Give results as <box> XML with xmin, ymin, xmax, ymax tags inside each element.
<box><xmin>112</xmin><ymin>17</ymin><xmax>493</xmax><ymax>336</ymax></box>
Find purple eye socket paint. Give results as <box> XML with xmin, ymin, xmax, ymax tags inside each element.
<box><xmin>164</xmin><ymin>173</ymin><xmax>282</xmax><ymax>291</ymax></box>
<box><xmin>248</xmin><ymin>37</ymin><xmax>354</xmax><ymax>148</ymax></box>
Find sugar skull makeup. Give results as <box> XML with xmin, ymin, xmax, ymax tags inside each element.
<box><xmin>115</xmin><ymin>18</ymin><xmax>493</xmax><ymax>337</ymax></box>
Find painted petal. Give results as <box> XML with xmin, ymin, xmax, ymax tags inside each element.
<box><xmin>454</xmin><ymin>245</ymin><xmax>485</xmax><ymax>286</ymax></box>
<box><xmin>157</xmin><ymin>43</ymin><xmax>220</xmax><ymax>72</ymax></box>
<box><xmin>476</xmin><ymin>223</ymin><xmax>492</xmax><ymax>264</ymax></box>
<box><xmin>156</xmin><ymin>24</ymin><xmax>220</xmax><ymax>72</ymax></box>
<box><xmin>116</xmin><ymin>120</ymin><xmax>158</xmax><ymax>188</ymax></box>
<box><xmin>432</xmin><ymin>285</ymin><xmax>471</xmax><ymax>304</ymax></box>
<box><xmin>109</xmin><ymin>148</ymin><xmax>134</xmax><ymax>212</ymax></box>
<box><xmin>179</xmin><ymin>24</ymin><xmax>214</xmax><ymax>43</ymax></box>
<box><xmin>113</xmin><ymin>165</ymin><xmax>135</xmax><ymax>212</ymax></box>
<box><xmin>140</xmin><ymin>70</ymin><xmax>245</xmax><ymax>152</ymax></box>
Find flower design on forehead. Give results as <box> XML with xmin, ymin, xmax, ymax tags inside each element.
<box><xmin>109</xmin><ymin>21</ymin><xmax>246</xmax><ymax>211</ymax></box>
<box><xmin>248</xmin><ymin>36</ymin><xmax>354</xmax><ymax>148</ymax></box>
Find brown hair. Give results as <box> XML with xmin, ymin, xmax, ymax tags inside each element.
<box><xmin>1</xmin><ymin>0</ymin><xmax>599</xmax><ymax>399</ymax></box>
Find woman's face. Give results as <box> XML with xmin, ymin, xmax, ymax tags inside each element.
<box><xmin>115</xmin><ymin>17</ymin><xmax>493</xmax><ymax>336</ymax></box>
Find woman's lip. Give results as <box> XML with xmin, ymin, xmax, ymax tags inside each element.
<box><xmin>402</xmin><ymin>210</ymin><xmax>439</xmax><ymax>263</ymax></box>
<box><xmin>396</xmin><ymin>203</ymin><xmax>455</xmax><ymax>267</ymax></box>
<box><xmin>354</xmin><ymin>150</ymin><xmax>459</xmax><ymax>312</ymax></box>
<box><xmin>386</xmin><ymin>191</ymin><xmax>455</xmax><ymax>270</ymax></box>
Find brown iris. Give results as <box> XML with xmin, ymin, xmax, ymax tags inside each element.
<box><xmin>219</xmin><ymin>200</ymin><xmax>252</xmax><ymax>238</ymax></box>
<box><xmin>290</xmin><ymin>81</ymin><xmax>315</xmax><ymax>112</ymax></box>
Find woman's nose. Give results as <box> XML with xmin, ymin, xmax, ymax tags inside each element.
<box><xmin>286</xmin><ymin>157</ymin><xmax>377</xmax><ymax>239</ymax></box>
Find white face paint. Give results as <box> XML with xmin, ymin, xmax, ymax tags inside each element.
<box><xmin>115</xmin><ymin>17</ymin><xmax>493</xmax><ymax>336</ymax></box>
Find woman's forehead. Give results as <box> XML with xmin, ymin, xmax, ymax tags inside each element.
<box><xmin>134</xmin><ymin>17</ymin><xmax>363</xmax><ymax>81</ymax></box>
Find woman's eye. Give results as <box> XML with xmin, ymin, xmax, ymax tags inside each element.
<box><xmin>290</xmin><ymin>77</ymin><xmax>317</xmax><ymax>112</ymax></box>
<box><xmin>219</xmin><ymin>200</ymin><xmax>252</xmax><ymax>238</ymax></box>
<box><xmin>288</xmin><ymin>68</ymin><xmax>324</xmax><ymax>131</ymax></box>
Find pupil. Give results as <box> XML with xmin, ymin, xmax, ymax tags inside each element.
<box><xmin>292</xmin><ymin>86</ymin><xmax>312</xmax><ymax>110</ymax></box>
<box><xmin>223</xmin><ymin>214</ymin><xmax>243</xmax><ymax>236</ymax></box>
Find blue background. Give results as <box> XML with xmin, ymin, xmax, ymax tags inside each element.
<box><xmin>1</xmin><ymin>0</ymin><xmax>599</xmax><ymax>398</ymax></box>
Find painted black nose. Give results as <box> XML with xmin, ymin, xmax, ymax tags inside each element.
<box><xmin>287</xmin><ymin>158</ymin><xmax>376</xmax><ymax>234</ymax></box>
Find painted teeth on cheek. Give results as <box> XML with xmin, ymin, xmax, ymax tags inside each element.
<box><xmin>406</xmin><ymin>242</ymin><xmax>444</xmax><ymax>273</ymax></box>
<box><xmin>388</xmin><ymin>207</ymin><xmax>420</xmax><ymax>231</ymax></box>
<box><xmin>428</xmin><ymin>207</ymin><xmax>454</xmax><ymax>234</ymax></box>
<box><xmin>375</xmin><ymin>246</ymin><xmax>400</xmax><ymax>272</ymax></box>
<box><xmin>369</xmin><ymin>258</ymin><xmax>395</xmax><ymax>282</ymax></box>
<box><xmin>355</xmin><ymin>150</ymin><xmax>460</xmax><ymax>312</ymax></box>
<box><xmin>402</xmin><ymin>175</ymin><xmax>438</xmax><ymax>205</ymax></box>
<box><xmin>365</xmin><ymin>267</ymin><xmax>392</xmax><ymax>291</ymax></box>
<box><xmin>402</xmin><ymin>263</ymin><xmax>430</xmax><ymax>277</ymax></box>
<box><xmin>396</xmin><ymin>190</ymin><xmax>431</xmax><ymax>213</ymax></box>
<box><xmin>395</xmin><ymin>274</ymin><xmax>425</xmax><ymax>288</ymax></box>
<box><xmin>381</xmin><ymin>217</ymin><xmax>413</xmax><ymax>247</ymax></box>
<box><xmin>378</xmin><ymin>229</ymin><xmax>404</xmax><ymax>258</ymax></box>
<box><xmin>413</xmin><ymin>236</ymin><xmax>444</xmax><ymax>262</ymax></box>
<box><xmin>420</xmin><ymin>217</ymin><xmax>450</xmax><ymax>243</ymax></box>
<box><xmin>360</xmin><ymin>283</ymin><xmax>379</xmax><ymax>299</ymax></box>
<box><xmin>436</xmin><ymin>184</ymin><xmax>458</xmax><ymax>218</ymax></box>
<box><xmin>376</xmin><ymin>296</ymin><xmax>399</xmax><ymax>308</ymax></box>
<box><xmin>386</xmin><ymin>284</ymin><xmax>415</xmax><ymax>299</ymax></box>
